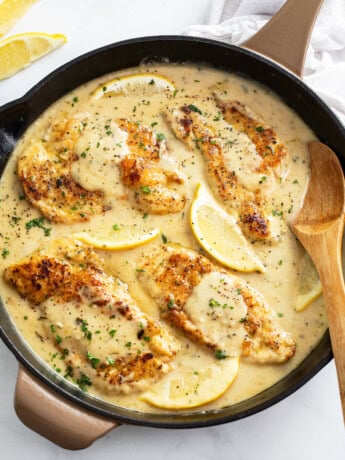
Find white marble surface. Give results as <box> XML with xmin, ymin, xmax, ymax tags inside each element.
<box><xmin>0</xmin><ymin>0</ymin><xmax>344</xmax><ymax>458</ymax></box>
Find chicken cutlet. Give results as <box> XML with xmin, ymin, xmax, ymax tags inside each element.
<box><xmin>164</xmin><ymin>105</ymin><xmax>274</xmax><ymax>241</ymax></box>
<box><xmin>4</xmin><ymin>238</ymin><xmax>178</xmax><ymax>393</ymax></box>
<box><xmin>137</xmin><ymin>245</ymin><xmax>296</xmax><ymax>364</ymax></box>
<box><xmin>18</xmin><ymin>116</ymin><xmax>186</xmax><ymax>223</ymax></box>
<box><xmin>17</xmin><ymin>139</ymin><xmax>107</xmax><ymax>224</ymax></box>
<box><xmin>118</xmin><ymin>119</ymin><xmax>186</xmax><ymax>214</ymax></box>
<box><xmin>212</xmin><ymin>86</ymin><xmax>289</xmax><ymax>179</ymax></box>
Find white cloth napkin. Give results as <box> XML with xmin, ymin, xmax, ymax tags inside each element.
<box><xmin>183</xmin><ymin>0</ymin><xmax>345</xmax><ymax>124</ymax></box>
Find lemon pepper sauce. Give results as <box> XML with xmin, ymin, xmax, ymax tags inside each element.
<box><xmin>0</xmin><ymin>63</ymin><xmax>327</xmax><ymax>412</ymax></box>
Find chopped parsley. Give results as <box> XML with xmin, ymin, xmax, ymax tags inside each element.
<box><xmin>140</xmin><ymin>186</ymin><xmax>151</xmax><ymax>194</ymax></box>
<box><xmin>25</xmin><ymin>217</ymin><xmax>51</xmax><ymax>236</ymax></box>
<box><xmin>1</xmin><ymin>248</ymin><xmax>9</xmax><ymax>259</ymax></box>
<box><xmin>87</xmin><ymin>351</ymin><xmax>100</xmax><ymax>369</ymax></box>
<box><xmin>125</xmin><ymin>341</ymin><xmax>132</xmax><ymax>348</ymax></box>
<box><xmin>151</xmin><ymin>122</ymin><xmax>158</xmax><ymax>128</ymax></box>
<box><xmin>56</xmin><ymin>335</ymin><xmax>62</xmax><ymax>344</ymax></box>
<box><xmin>215</xmin><ymin>349</ymin><xmax>227</xmax><ymax>360</ymax></box>
<box><xmin>255</xmin><ymin>126</ymin><xmax>265</xmax><ymax>132</ymax></box>
<box><xmin>112</xmin><ymin>224</ymin><xmax>120</xmax><ymax>230</ymax></box>
<box><xmin>76</xmin><ymin>318</ymin><xmax>92</xmax><ymax>341</ymax></box>
<box><xmin>167</xmin><ymin>295</ymin><xmax>175</xmax><ymax>308</ymax></box>
<box><xmin>149</xmin><ymin>79</ymin><xmax>155</xmax><ymax>85</ymax></box>
<box><xmin>76</xmin><ymin>374</ymin><xmax>92</xmax><ymax>392</ymax></box>
<box><xmin>106</xmin><ymin>357</ymin><xmax>115</xmax><ymax>365</ymax></box>
<box><xmin>156</xmin><ymin>133</ymin><xmax>165</xmax><ymax>142</ymax></box>
<box><xmin>209</xmin><ymin>298</ymin><xmax>220</xmax><ymax>308</ymax></box>
<box><xmin>161</xmin><ymin>233</ymin><xmax>168</xmax><ymax>244</ymax></box>
<box><xmin>109</xmin><ymin>329</ymin><xmax>117</xmax><ymax>338</ymax></box>
<box><xmin>213</xmin><ymin>112</ymin><xmax>222</xmax><ymax>121</ymax></box>
<box><xmin>187</xmin><ymin>104</ymin><xmax>202</xmax><ymax>114</ymax></box>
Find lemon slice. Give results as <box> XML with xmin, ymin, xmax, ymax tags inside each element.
<box><xmin>190</xmin><ymin>183</ymin><xmax>266</xmax><ymax>273</ymax></box>
<box><xmin>93</xmin><ymin>73</ymin><xmax>176</xmax><ymax>100</ymax></box>
<box><xmin>141</xmin><ymin>357</ymin><xmax>239</xmax><ymax>410</ymax></box>
<box><xmin>0</xmin><ymin>32</ymin><xmax>66</xmax><ymax>80</ymax></box>
<box><xmin>73</xmin><ymin>225</ymin><xmax>160</xmax><ymax>251</ymax></box>
<box><xmin>296</xmin><ymin>252</ymin><xmax>322</xmax><ymax>311</ymax></box>
<box><xmin>0</xmin><ymin>0</ymin><xmax>36</xmax><ymax>38</ymax></box>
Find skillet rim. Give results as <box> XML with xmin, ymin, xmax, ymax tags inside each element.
<box><xmin>0</xmin><ymin>35</ymin><xmax>340</xmax><ymax>427</ymax></box>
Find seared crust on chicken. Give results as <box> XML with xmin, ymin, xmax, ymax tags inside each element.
<box><xmin>137</xmin><ymin>245</ymin><xmax>296</xmax><ymax>364</ymax></box>
<box><xmin>164</xmin><ymin>106</ymin><xmax>273</xmax><ymax>241</ymax></box>
<box><xmin>4</xmin><ymin>238</ymin><xmax>178</xmax><ymax>393</ymax></box>
<box><xmin>18</xmin><ymin>134</ymin><xmax>107</xmax><ymax>223</ymax></box>
<box><xmin>213</xmin><ymin>88</ymin><xmax>289</xmax><ymax>179</ymax></box>
<box><xmin>118</xmin><ymin>119</ymin><xmax>186</xmax><ymax>214</ymax></box>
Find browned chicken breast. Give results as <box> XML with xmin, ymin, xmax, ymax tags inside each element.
<box><xmin>18</xmin><ymin>116</ymin><xmax>185</xmax><ymax>223</ymax></box>
<box><xmin>164</xmin><ymin>105</ymin><xmax>274</xmax><ymax>241</ymax></box>
<box><xmin>212</xmin><ymin>87</ymin><xmax>289</xmax><ymax>179</ymax></box>
<box><xmin>118</xmin><ymin>119</ymin><xmax>186</xmax><ymax>214</ymax></box>
<box><xmin>4</xmin><ymin>238</ymin><xmax>178</xmax><ymax>393</ymax></box>
<box><xmin>17</xmin><ymin>140</ymin><xmax>107</xmax><ymax>224</ymax></box>
<box><xmin>137</xmin><ymin>244</ymin><xmax>296</xmax><ymax>364</ymax></box>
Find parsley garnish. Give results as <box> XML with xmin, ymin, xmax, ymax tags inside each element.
<box><xmin>141</xmin><ymin>186</ymin><xmax>151</xmax><ymax>194</ymax></box>
<box><xmin>87</xmin><ymin>351</ymin><xmax>100</xmax><ymax>369</ymax></box>
<box><xmin>161</xmin><ymin>233</ymin><xmax>168</xmax><ymax>244</ymax></box>
<box><xmin>215</xmin><ymin>349</ymin><xmax>227</xmax><ymax>360</ymax></box>
<box><xmin>167</xmin><ymin>295</ymin><xmax>174</xmax><ymax>308</ymax></box>
<box><xmin>156</xmin><ymin>133</ymin><xmax>165</xmax><ymax>142</ymax></box>
<box><xmin>76</xmin><ymin>374</ymin><xmax>92</xmax><ymax>392</ymax></box>
<box><xmin>25</xmin><ymin>217</ymin><xmax>51</xmax><ymax>236</ymax></box>
<box><xmin>255</xmin><ymin>126</ymin><xmax>265</xmax><ymax>132</ymax></box>
<box><xmin>209</xmin><ymin>298</ymin><xmax>220</xmax><ymax>307</ymax></box>
<box><xmin>1</xmin><ymin>248</ymin><xmax>9</xmax><ymax>259</ymax></box>
<box><xmin>187</xmin><ymin>104</ymin><xmax>202</xmax><ymax>114</ymax></box>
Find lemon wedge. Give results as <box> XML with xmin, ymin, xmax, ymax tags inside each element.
<box><xmin>0</xmin><ymin>32</ymin><xmax>66</xmax><ymax>80</ymax></box>
<box><xmin>93</xmin><ymin>72</ymin><xmax>176</xmax><ymax>99</ymax></box>
<box><xmin>296</xmin><ymin>252</ymin><xmax>322</xmax><ymax>311</ymax></box>
<box><xmin>141</xmin><ymin>356</ymin><xmax>239</xmax><ymax>410</ymax></box>
<box><xmin>190</xmin><ymin>183</ymin><xmax>266</xmax><ymax>273</ymax></box>
<box><xmin>73</xmin><ymin>226</ymin><xmax>160</xmax><ymax>251</ymax></box>
<box><xmin>0</xmin><ymin>0</ymin><xmax>36</xmax><ymax>38</ymax></box>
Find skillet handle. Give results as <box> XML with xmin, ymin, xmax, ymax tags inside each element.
<box><xmin>242</xmin><ymin>0</ymin><xmax>324</xmax><ymax>77</ymax></box>
<box><xmin>14</xmin><ymin>366</ymin><xmax>120</xmax><ymax>450</ymax></box>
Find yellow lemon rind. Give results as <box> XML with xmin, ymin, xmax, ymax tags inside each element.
<box><xmin>140</xmin><ymin>357</ymin><xmax>239</xmax><ymax>410</ymax></box>
<box><xmin>190</xmin><ymin>183</ymin><xmax>266</xmax><ymax>273</ymax></box>
<box><xmin>72</xmin><ymin>227</ymin><xmax>160</xmax><ymax>251</ymax></box>
<box><xmin>93</xmin><ymin>72</ymin><xmax>176</xmax><ymax>100</ymax></box>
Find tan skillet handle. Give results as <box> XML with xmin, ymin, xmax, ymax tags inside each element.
<box><xmin>15</xmin><ymin>366</ymin><xmax>119</xmax><ymax>450</ymax></box>
<box><xmin>243</xmin><ymin>0</ymin><xmax>324</xmax><ymax>77</ymax></box>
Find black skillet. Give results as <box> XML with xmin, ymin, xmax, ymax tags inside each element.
<box><xmin>0</xmin><ymin>0</ymin><xmax>343</xmax><ymax>450</ymax></box>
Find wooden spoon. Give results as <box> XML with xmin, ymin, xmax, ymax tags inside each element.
<box><xmin>292</xmin><ymin>140</ymin><xmax>345</xmax><ymax>421</ymax></box>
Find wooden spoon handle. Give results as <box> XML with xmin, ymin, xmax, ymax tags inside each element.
<box><xmin>312</xmin><ymin>224</ymin><xmax>345</xmax><ymax>421</ymax></box>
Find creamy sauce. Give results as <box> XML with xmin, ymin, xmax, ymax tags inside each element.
<box><xmin>0</xmin><ymin>63</ymin><xmax>327</xmax><ymax>413</ymax></box>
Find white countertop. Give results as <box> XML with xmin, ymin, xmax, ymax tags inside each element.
<box><xmin>0</xmin><ymin>1</ymin><xmax>344</xmax><ymax>458</ymax></box>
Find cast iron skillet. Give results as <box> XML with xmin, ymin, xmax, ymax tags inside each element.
<box><xmin>0</xmin><ymin>0</ymin><xmax>343</xmax><ymax>450</ymax></box>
